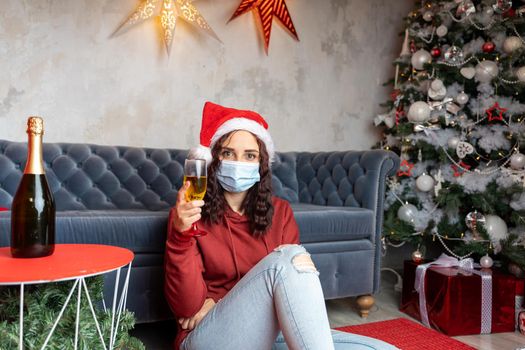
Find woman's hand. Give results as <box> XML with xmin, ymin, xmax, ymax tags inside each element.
<box><xmin>172</xmin><ymin>181</ymin><xmax>205</xmax><ymax>233</ymax></box>
<box><xmin>178</xmin><ymin>298</ymin><xmax>216</xmax><ymax>331</ymax></box>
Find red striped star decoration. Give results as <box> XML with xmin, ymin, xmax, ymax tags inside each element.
<box><xmin>229</xmin><ymin>0</ymin><xmax>299</xmax><ymax>53</ymax></box>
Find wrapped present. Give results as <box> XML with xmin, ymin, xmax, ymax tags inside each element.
<box><xmin>401</xmin><ymin>254</ymin><xmax>517</xmax><ymax>336</ymax></box>
<box><xmin>516</xmin><ymin>279</ymin><xmax>525</xmax><ymax>330</ymax></box>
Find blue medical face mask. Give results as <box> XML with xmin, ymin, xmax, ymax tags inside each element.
<box><xmin>217</xmin><ymin>160</ymin><xmax>261</xmax><ymax>193</ymax></box>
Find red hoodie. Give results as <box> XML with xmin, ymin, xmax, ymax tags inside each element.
<box><xmin>164</xmin><ymin>196</ymin><xmax>300</xmax><ymax>349</ymax></box>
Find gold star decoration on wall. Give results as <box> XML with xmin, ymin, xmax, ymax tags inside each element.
<box><xmin>229</xmin><ymin>0</ymin><xmax>299</xmax><ymax>53</ymax></box>
<box><xmin>114</xmin><ymin>0</ymin><xmax>220</xmax><ymax>55</ymax></box>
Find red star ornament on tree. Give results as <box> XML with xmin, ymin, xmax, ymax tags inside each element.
<box><xmin>397</xmin><ymin>160</ymin><xmax>415</xmax><ymax>177</ymax></box>
<box><xmin>229</xmin><ymin>0</ymin><xmax>299</xmax><ymax>53</ymax></box>
<box><xmin>486</xmin><ymin>102</ymin><xmax>507</xmax><ymax>122</ymax></box>
<box><xmin>451</xmin><ymin>161</ymin><xmax>471</xmax><ymax>177</ymax></box>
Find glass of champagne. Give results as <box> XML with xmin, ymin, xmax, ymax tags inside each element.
<box><xmin>183</xmin><ymin>159</ymin><xmax>207</xmax><ymax>236</ymax></box>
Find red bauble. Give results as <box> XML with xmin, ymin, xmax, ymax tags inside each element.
<box><xmin>482</xmin><ymin>41</ymin><xmax>495</xmax><ymax>53</ymax></box>
<box><xmin>430</xmin><ymin>47</ymin><xmax>441</xmax><ymax>58</ymax></box>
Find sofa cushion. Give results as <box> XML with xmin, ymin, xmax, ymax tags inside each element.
<box><xmin>0</xmin><ymin>210</ymin><xmax>168</xmax><ymax>254</ymax></box>
<box><xmin>291</xmin><ymin>203</ymin><xmax>374</xmax><ymax>243</ymax></box>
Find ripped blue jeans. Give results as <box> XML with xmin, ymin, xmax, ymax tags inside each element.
<box><xmin>181</xmin><ymin>245</ymin><xmax>398</xmax><ymax>350</ymax></box>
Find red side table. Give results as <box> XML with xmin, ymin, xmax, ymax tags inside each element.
<box><xmin>0</xmin><ymin>244</ymin><xmax>134</xmax><ymax>350</ymax></box>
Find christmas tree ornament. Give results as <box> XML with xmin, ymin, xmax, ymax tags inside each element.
<box><xmin>451</xmin><ymin>161</ymin><xmax>471</xmax><ymax>177</ymax></box>
<box><xmin>397</xmin><ymin>160</ymin><xmax>415</xmax><ymax>177</ymax></box>
<box><xmin>423</xmin><ymin>10</ymin><xmax>434</xmax><ymax>21</ymax></box>
<box><xmin>229</xmin><ymin>0</ymin><xmax>299</xmax><ymax>53</ymax></box>
<box><xmin>407</xmin><ymin>101</ymin><xmax>431</xmax><ymax>122</ymax></box>
<box><xmin>510</xmin><ymin>152</ymin><xmax>525</xmax><ymax>169</ymax></box>
<box><xmin>456</xmin><ymin>92</ymin><xmax>469</xmax><ymax>105</ymax></box>
<box><xmin>503</xmin><ymin>36</ymin><xmax>524</xmax><ymax>54</ymax></box>
<box><xmin>485</xmin><ymin>6</ymin><xmax>495</xmax><ymax>16</ymax></box>
<box><xmin>430</xmin><ymin>47</ymin><xmax>442</xmax><ymax>58</ymax></box>
<box><xmin>456</xmin><ymin>0</ymin><xmax>476</xmax><ymax>17</ymax></box>
<box><xmin>434</xmin><ymin>170</ymin><xmax>444</xmax><ymax>196</ymax></box>
<box><xmin>484</xmin><ymin>214</ymin><xmax>509</xmax><ymax>242</ymax></box>
<box><xmin>411</xmin><ymin>49</ymin><xmax>432</xmax><ymax>70</ymax></box>
<box><xmin>493</xmin><ymin>0</ymin><xmax>513</xmax><ymax>13</ymax></box>
<box><xmin>400</xmin><ymin>29</ymin><xmax>411</xmax><ymax>57</ymax></box>
<box><xmin>480</xmin><ymin>254</ymin><xmax>494</xmax><ymax>268</ymax></box>
<box><xmin>444</xmin><ymin>45</ymin><xmax>464</xmax><ymax>64</ymax></box>
<box><xmin>516</xmin><ymin>67</ymin><xmax>525</xmax><ymax>82</ymax></box>
<box><xmin>416</xmin><ymin>173</ymin><xmax>435</xmax><ymax>192</ymax></box>
<box><xmin>460</xmin><ymin>66</ymin><xmax>476</xmax><ymax>79</ymax></box>
<box><xmin>482</xmin><ymin>41</ymin><xmax>496</xmax><ymax>53</ymax></box>
<box><xmin>411</xmin><ymin>249</ymin><xmax>424</xmax><ymax>263</ymax></box>
<box><xmin>486</xmin><ymin>101</ymin><xmax>507</xmax><ymax>122</ymax></box>
<box><xmin>428</xmin><ymin>79</ymin><xmax>447</xmax><ymax>100</ymax></box>
<box><xmin>456</xmin><ymin>141</ymin><xmax>474</xmax><ymax>159</ymax></box>
<box><xmin>517</xmin><ymin>6</ymin><xmax>525</xmax><ymax>16</ymax></box>
<box><xmin>465</xmin><ymin>210</ymin><xmax>486</xmax><ymax>238</ymax></box>
<box><xmin>475</xmin><ymin>60</ymin><xmax>499</xmax><ymax>83</ymax></box>
<box><xmin>374</xmin><ymin>113</ymin><xmax>396</xmax><ymax>129</ymax></box>
<box><xmin>397</xmin><ymin>203</ymin><xmax>418</xmax><ymax>223</ymax></box>
<box><xmin>436</xmin><ymin>25</ymin><xmax>448</xmax><ymax>37</ymax></box>
<box><xmin>448</xmin><ymin>136</ymin><xmax>461</xmax><ymax>149</ymax></box>
<box><xmin>114</xmin><ymin>0</ymin><xmax>220</xmax><ymax>55</ymax></box>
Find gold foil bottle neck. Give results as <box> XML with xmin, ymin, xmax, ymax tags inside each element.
<box><xmin>27</xmin><ymin>116</ymin><xmax>44</xmax><ymax>135</ymax></box>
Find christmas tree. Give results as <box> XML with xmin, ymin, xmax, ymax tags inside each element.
<box><xmin>376</xmin><ymin>0</ymin><xmax>525</xmax><ymax>273</ymax></box>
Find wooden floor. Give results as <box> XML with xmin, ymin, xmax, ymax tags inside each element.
<box><xmin>326</xmin><ymin>276</ymin><xmax>525</xmax><ymax>350</ymax></box>
<box><xmin>132</xmin><ymin>276</ymin><xmax>525</xmax><ymax>349</ymax></box>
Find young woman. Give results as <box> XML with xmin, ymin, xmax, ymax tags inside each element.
<box><xmin>164</xmin><ymin>102</ymin><xmax>398</xmax><ymax>350</ymax></box>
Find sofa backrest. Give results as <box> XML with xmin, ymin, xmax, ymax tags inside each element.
<box><xmin>0</xmin><ymin>140</ymin><xmax>300</xmax><ymax>211</ymax></box>
<box><xmin>296</xmin><ymin>151</ymin><xmax>368</xmax><ymax>207</ymax></box>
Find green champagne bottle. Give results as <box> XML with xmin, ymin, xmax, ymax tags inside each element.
<box><xmin>10</xmin><ymin>117</ymin><xmax>55</xmax><ymax>258</ymax></box>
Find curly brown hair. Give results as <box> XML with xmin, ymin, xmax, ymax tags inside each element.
<box><xmin>201</xmin><ymin>131</ymin><xmax>274</xmax><ymax>236</ymax></box>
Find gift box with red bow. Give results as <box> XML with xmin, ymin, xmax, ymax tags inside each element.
<box><xmin>400</xmin><ymin>254</ymin><xmax>518</xmax><ymax>336</ymax></box>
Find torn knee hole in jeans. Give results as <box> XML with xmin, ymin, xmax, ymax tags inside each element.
<box><xmin>292</xmin><ymin>253</ymin><xmax>319</xmax><ymax>275</ymax></box>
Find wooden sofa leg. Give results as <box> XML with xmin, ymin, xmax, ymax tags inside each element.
<box><xmin>356</xmin><ymin>295</ymin><xmax>375</xmax><ymax>318</ymax></box>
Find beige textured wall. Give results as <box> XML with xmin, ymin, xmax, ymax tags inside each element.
<box><xmin>0</xmin><ymin>0</ymin><xmax>412</xmax><ymax>152</ymax></box>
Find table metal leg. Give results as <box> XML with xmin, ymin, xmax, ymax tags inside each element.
<box><xmin>19</xmin><ymin>283</ymin><xmax>24</xmax><ymax>350</ymax></box>
<box><xmin>41</xmin><ymin>279</ymin><xmax>80</xmax><ymax>350</ymax></box>
<box><xmin>82</xmin><ymin>279</ymin><xmax>107</xmax><ymax>350</ymax></box>
<box><xmin>109</xmin><ymin>268</ymin><xmax>121</xmax><ymax>350</ymax></box>
<box><xmin>74</xmin><ymin>277</ymin><xmax>82</xmax><ymax>350</ymax></box>
<box><xmin>111</xmin><ymin>262</ymin><xmax>132</xmax><ymax>347</ymax></box>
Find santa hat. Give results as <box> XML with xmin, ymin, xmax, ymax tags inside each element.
<box><xmin>188</xmin><ymin>102</ymin><xmax>275</xmax><ymax>165</ymax></box>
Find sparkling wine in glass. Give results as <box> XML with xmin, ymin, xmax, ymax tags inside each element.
<box><xmin>183</xmin><ymin>159</ymin><xmax>207</xmax><ymax>236</ymax></box>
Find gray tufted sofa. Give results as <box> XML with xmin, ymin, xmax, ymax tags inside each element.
<box><xmin>0</xmin><ymin>139</ymin><xmax>399</xmax><ymax>323</ymax></box>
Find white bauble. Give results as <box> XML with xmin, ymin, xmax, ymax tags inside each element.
<box><xmin>407</xmin><ymin>101</ymin><xmax>431</xmax><ymax>122</ymax></box>
<box><xmin>456</xmin><ymin>92</ymin><xmax>469</xmax><ymax>105</ymax></box>
<box><xmin>516</xmin><ymin>67</ymin><xmax>525</xmax><ymax>82</ymax></box>
<box><xmin>503</xmin><ymin>36</ymin><xmax>524</xmax><ymax>54</ymax></box>
<box><xmin>423</xmin><ymin>11</ymin><xmax>434</xmax><ymax>21</ymax></box>
<box><xmin>483</xmin><ymin>215</ymin><xmax>508</xmax><ymax>242</ymax></box>
<box><xmin>397</xmin><ymin>204</ymin><xmax>418</xmax><ymax>223</ymax></box>
<box><xmin>480</xmin><ymin>255</ymin><xmax>494</xmax><ymax>269</ymax></box>
<box><xmin>430</xmin><ymin>79</ymin><xmax>444</xmax><ymax>91</ymax></box>
<box><xmin>411</xmin><ymin>49</ymin><xmax>432</xmax><ymax>70</ymax></box>
<box><xmin>475</xmin><ymin>60</ymin><xmax>499</xmax><ymax>83</ymax></box>
<box><xmin>448</xmin><ymin>137</ymin><xmax>460</xmax><ymax>149</ymax></box>
<box><xmin>485</xmin><ymin>7</ymin><xmax>494</xmax><ymax>16</ymax></box>
<box><xmin>428</xmin><ymin>79</ymin><xmax>447</xmax><ymax>100</ymax></box>
<box><xmin>416</xmin><ymin>174</ymin><xmax>435</xmax><ymax>192</ymax></box>
<box><xmin>510</xmin><ymin>153</ymin><xmax>525</xmax><ymax>170</ymax></box>
<box><xmin>436</xmin><ymin>25</ymin><xmax>448</xmax><ymax>37</ymax></box>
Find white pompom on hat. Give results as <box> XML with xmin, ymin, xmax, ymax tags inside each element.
<box><xmin>188</xmin><ymin>101</ymin><xmax>275</xmax><ymax>165</ymax></box>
